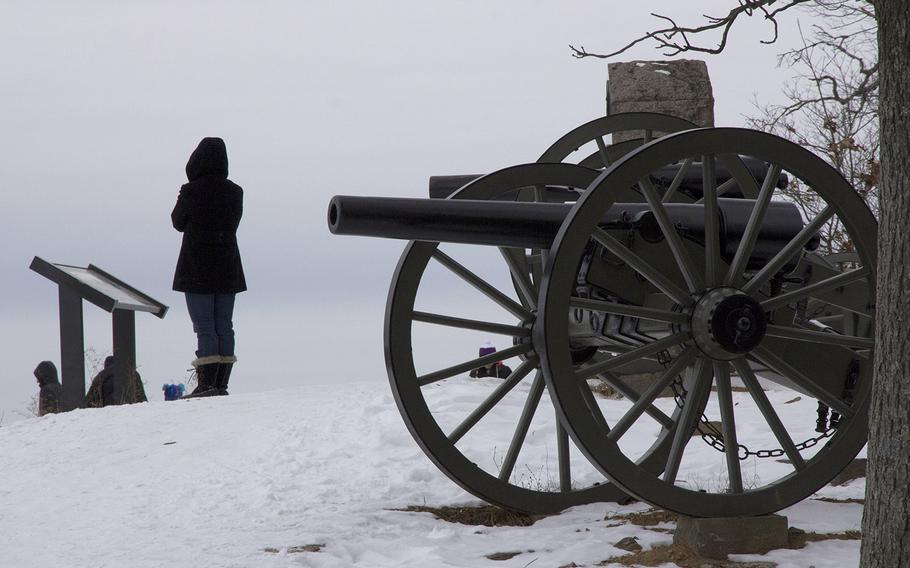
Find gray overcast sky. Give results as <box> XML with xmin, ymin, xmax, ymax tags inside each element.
<box><xmin>1</xmin><ymin>1</ymin><xmax>808</xmax><ymax>419</ymax></box>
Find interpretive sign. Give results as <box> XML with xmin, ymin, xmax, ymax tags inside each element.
<box><xmin>30</xmin><ymin>256</ymin><xmax>167</xmax><ymax>410</ymax></box>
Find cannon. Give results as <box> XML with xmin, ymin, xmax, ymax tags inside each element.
<box><xmin>328</xmin><ymin>114</ymin><xmax>876</xmax><ymax>518</ymax></box>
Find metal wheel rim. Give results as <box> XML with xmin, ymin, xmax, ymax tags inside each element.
<box><xmin>538</xmin><ymin>112</ymin><xmax>697</xmax><ymax>167</ymax></box>
<box><xmin>538</xmin><ymin>128</ymin><xmax>877</xmax><ymax>517</ymax></box>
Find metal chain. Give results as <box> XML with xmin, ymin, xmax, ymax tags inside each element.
<box><xmin>670</xmin><ymin>374</ymin><xmax>837</xmax><ymax>461</ymax></box>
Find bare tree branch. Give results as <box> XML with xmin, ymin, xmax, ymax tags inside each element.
<box><xmin>569</xmin><ymin>0</ymin><xmax>813</xmax><ymax>59</ymax></box>
<box><xmin>747</xmin><ymin>7</ymin><xmax>879</xmax><ymax>251</ymax></box>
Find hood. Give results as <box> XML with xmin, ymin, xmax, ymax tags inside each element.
<box><xmin>34</xmin><ymin>361</ymin><xmax>59</xmax><ymax>386</ymax></box>
<box><xmin>186</xmin><ymin>137</ymin><xmax>228</xmax><ymax>181</ymax></box>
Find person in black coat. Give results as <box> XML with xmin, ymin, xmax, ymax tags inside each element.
<box><xmin>468</xmin><ymin>343</ymin><xmax>513</xmax><ymax>379</ymax></box>
<box><xmin>34</xmin><ymin>361</ymin><xmax>63</xmax><ymax>416</ymax></box>
<box><xmin>469</xmin><ymin>362</ymin><xmax>513</xmax><ymax>379</ymax></box>
<box><xmin>86</xmin><ymin>355</ymin><xmax>148</xmax><ymax>407</ymax></box>
<box><xmin>172</xmin><ymin>137</ymin><xmax>246</xmax><ymax>397</ymax></box>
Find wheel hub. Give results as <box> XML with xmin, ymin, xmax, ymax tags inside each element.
<box><xmin>690</xmin><ymin>288</ymin><xmax>767</xmax><ymax>360</ymax></box>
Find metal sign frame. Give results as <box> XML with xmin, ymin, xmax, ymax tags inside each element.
<box><xmin>30</xmin><ymin>256</ymin><xmax>168</xmax><ymax>410</ymax></box>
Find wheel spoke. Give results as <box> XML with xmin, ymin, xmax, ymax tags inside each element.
<box><xmin>448</xmin><ymin>357</ymin><xmax>538</xmax><ymax>443</ymax></box>
<box><xmin>723</xmin><ymin>164</ymin><xmax>782</xmax><ymax>286</ymax></box>
<box><xmin>639</xmin><ymin>177</ymin><xmax>704</xmax><ymax>292</ymax></box>
<box><xmin>575</xmin><ymin>333</ymin><xmax>688</xmax><ymax>381</ymax></box>
<box><xmin>595</xmin><ymin>136</ymin><xmax>612</xmax><ymax>168</ymax></box>
<box><xmin>694</xmin><ymin>177</ymin><xmax>747</xmax><ymax>204</ymax></box>
<box><xmin>742</xmin><ymin>206</ymin><xmax>835</xmax><ymax>296</ymax></box>
<box><xmin>591</xmin><ymin>227</ymin><xmax>692</xmax><ymax>306</ymax></box>
<box><xmin>539</xmin><ymin>248</ymin><xmax>551</xmax><ymax>270</ymax></box>
<box><xmin>569</xmin><ymin>296</ymin><xmax>689</xmax><ymax>325</ymax></box>
<box><xmin>714</xmin><ymin>361</ymin><xmax>744</xmax><ymax>493</ymax></box>
<box><xmin>732</xmin><ymin>358</ymin><xmax>806</xmax><ymax>471</ymax></box>
<box><xmin>418</xmin><ymin>343</ymin><xmax>532</xmax><ymax>387</ymax></box>
<box><xmin>663</xmin><ymin>357</ymin><xmax>713</xmax><ymax>484</ymax></box>
<box><xmin>498</xmin><ymin>371</ymin><xmax>545</xmax><ymax>481</ymax></box>
<box><xmin>579</xmin><ymin>381</ymin><xmax>613</xmax><ymax>434</ymax></box>
<box><xmin>717</xmin><ymin>153</ymin><xmax>761</xmax><ymax>199</ymax></box>
<box><xmin>702</xmin><ymin>155</ymin><xmax>721</xmax><ymax>287</ymax></box>
<box><xmin>412</xmin><ymin>311</ymin><xmax>530</xmax><ymax>337</ymax></box>
<box><xmin>608</xmin><ymin>347</ymin><xmax>698</xmax><ymax>441</ymax></box>
<box><xmin>499</xmin><ymin>247</ymin><xmax>537</xmax><ymax>309</ymax></box>
<box><xmin>751</xmin><ymin>345</ymin><xmax>853</xmax><ymax>417</ymax></box>
<box><xmin>597</xmin><ymin>372</ymin><xmax>675</xmax><ymax>430</ymax></box>
<box><xmin>662</xmin><ymin>158</ymin><xmax>694</xmax><ymax>203</ymax></box>
<box><xmin>432</xmin><ymin>249</ymin><xmax>532</xmax><ymax>320</ymax></box>
<box><xmin>764</xmin><ymin>324</ymin><xmax>874</xmax><ymax>350</ymax></box>
<box><xmin>716</xmin><ymin>177</ymin><xmax>739</xmax><ymax>199</ymax></box>
<box><xmin>556</xmin><ymin>417</ymin><xmax>571</xmax><ymax>492</ymax></box>
<box><xmin>761</xmin><ymin>267</ymin><xmax>870</xmax><ymax>311</ymax></box>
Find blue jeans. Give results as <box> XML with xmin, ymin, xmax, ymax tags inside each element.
<box><xmin>185</xmin><ymin>293</ymin><xmax>236</xmax><ymax>358</ymax></box>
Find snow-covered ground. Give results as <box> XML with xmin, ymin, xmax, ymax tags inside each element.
<box><xmin>0</xmin><ymin>380</ymin><xmax>864</xmax><ymax>568</ymax></box>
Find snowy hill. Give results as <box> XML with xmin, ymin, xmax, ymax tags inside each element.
<box><xmin>0</xmin><ymin>381</ymin><xmax>864</xmax><ymax>568</ymax></box>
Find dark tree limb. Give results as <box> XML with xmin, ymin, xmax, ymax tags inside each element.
<box><xmin>569</xmin><ymin>0</ymin><xmax>813</xmax><ymax>59</ymax></box>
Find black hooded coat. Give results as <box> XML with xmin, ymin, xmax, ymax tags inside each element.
<box><xmin>86</xmin><ymin>355</ymin><xmax>148</xmax><ymax>407</ymax></box>
<box><xmin>171</xmin><ymin>138</ymin><xmax>247</xmax><ymax>293</ymax></box>
<box><xmin>34</xmin><ymin>360</ymin><xmax>63</xmax><ymax>416</ymax></box>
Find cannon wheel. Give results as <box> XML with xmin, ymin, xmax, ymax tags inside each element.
<box><xmin>385</xmin><ymin>162</ymin><xmax>699</xmax><ymax>514</ymax></box>
<box><xmin>539</xmin><ymin>112</ymin><xmax>697</xmax><ymax>169</ymax></box>
<box><xmin>538</xmin><ymin>128</ymin><xmax>877</xmax><ymax>517</ymax></box>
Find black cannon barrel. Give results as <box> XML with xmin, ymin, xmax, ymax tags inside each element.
<box><xmin>329</xmin><ymin>196</ymin><xmax>566</xmax><ymax>249</ymax></box>
<box><xmin>428</xmin><ymin>156</ymin><xmax>789</xmax><ymax>199</ymax></box>
<box><xmin>328</xmin><ymin>195</ymin><xmax>813</xmax><ymax>263</ymax></box>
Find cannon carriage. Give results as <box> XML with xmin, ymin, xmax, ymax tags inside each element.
<box><xmin>328</xmin><ymin>113</ymin><xmax>875</xmax><ymax>518</ymax></box>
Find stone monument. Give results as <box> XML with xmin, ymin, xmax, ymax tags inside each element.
<box><xmin>607</xmin><ymin>59</ymin><xmax>714</xmax><ymax>142</ymax></box>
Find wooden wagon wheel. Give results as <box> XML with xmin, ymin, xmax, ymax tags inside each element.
<box><xmin>385</xmin><ymin>162</ymin><xmax>686</xmax><ymax>514</ymax></box>
<box><xmin>538</xmin><ymin>128</ymin><xmax>876</xmax><ymax>517</ymax></box>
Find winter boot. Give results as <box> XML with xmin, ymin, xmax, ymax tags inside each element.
<box><xmin>215</xmin><ymin>355</ymin><xmax>236</xmax><ymax>396</ymax></box>
<box><xmin>183</xmin><ymin>356</ymin><xmax>221</xmax><ymax>398</ymax></box>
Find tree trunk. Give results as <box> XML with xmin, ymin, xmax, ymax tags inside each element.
<box><xmin>860</xmin><ymin>1</ymin><xmax>910</xmax><ymax>566</ymax></box>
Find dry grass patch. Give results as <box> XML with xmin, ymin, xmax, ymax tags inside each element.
<box><xmin>596</xmin><ymin>525</ymin><xmax>860</xmax><ymax>567</ymax></box>
<box><xmin>813</xmin><ymin>497</ymin><xmax>865</xmax><ymax>505</ymax></box>
<box><xmin>590</xmin><ymin>381</ymin><xmax>623</xmax><ymax>399</ymax></box>
<box><xmin>606</xmin><ymin>508</ymin><xmax>678</xmax><ymax>527</ymax></box>
<box><xmin>598</xmin><ymin>543</ymin><xmax>775</xmax><ymax>567</ymax></box>
<box><xmin>710</xmin><ymin>386</ymin><xmax>750</xmax><ymax>393</ymax></box>
<box><xmin>263</xmin><ymin>543</ymin><xmax>324</xmax><ymax>554</ymax></box>
<box><xmin>394</xmin><ymin>504</ymin><xmax>544</xmax><ymax>526</ymax></box>
<box><xmin>485</xmin><ymin>551</ymin><xmax>523</xmax><ymax>560</ymax></box>
<box><xmin>789</xmin><ymin>528</ymin><xmax>861</xmax><ymax>549</ymax></box>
